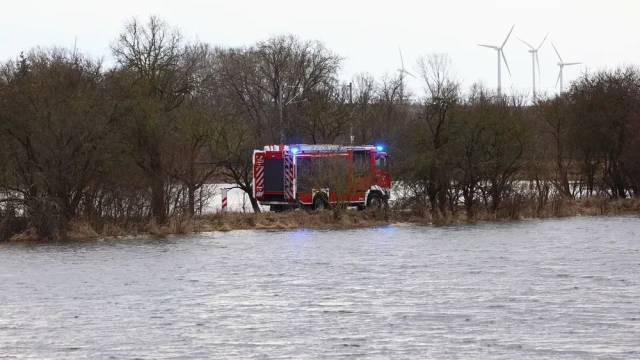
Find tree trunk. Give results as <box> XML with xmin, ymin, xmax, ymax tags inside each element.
<box><xmin>426</xmin><ymin>181</ymin><xmax>439</xmax><ymax>212</ymax></box>
<box><xmin>151</xmin><ymin>176</ymin><xmax>165</xmax><ymax>222</ymax></box>
<box><xmin>463</xmin><ymin>185</ymin><xmax>474</xmax><ymax>219</ymax></box>
<box><xmin>249</xmin><ymin>193</ymin><xmax>261</xmax><ymax>213</ymax></box>
<box><xmin>187</xmin><ymin>183</ymin><xmax>196</xmax><ymax>216</ymax></box>
<box><xmin>612</xmin><ymin>164</ymin><xmax>627</xmax><ymax>199</ymax></box>
<box><xmin>150</xmin><ymin>155</ymin><xmax>166</xmax><ymax>223</ymax></box>
<box><xmin>490</xmin><ymin>182</ymin><xmax>501</xmax><ymax>214</ymax></box>
<box><xmin>148</xmin><ymin>145</ymin><xmax>167</xmax><ymax>223</ymax></box>
<box><xmin>55</xmin><ymin>189</ymin><xmax>75</xmax><ymax>222</ymax></box>
<box><xmin>438</xmin><ymin>180</ymin><xmax>447</xmax><ymax>215</ymax></box>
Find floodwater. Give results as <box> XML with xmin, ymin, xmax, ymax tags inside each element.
<box><xmin>1</xmin><ymin>216</ymin><xmax>639</xmax><ymax>359</ymax></box>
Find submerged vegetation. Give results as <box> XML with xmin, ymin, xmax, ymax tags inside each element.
<box><xmin>1</xmin><ymin>16</ymin><xmax>640</xmax><ymax>241</ymax></box>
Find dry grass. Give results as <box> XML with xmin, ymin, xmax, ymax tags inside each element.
<box><xmin>5</xmin><ymin>196</ymin><xmax>640</xmax><ymax>241</ymax></box>
<box><xmin>65</xmin><ymin>221</ymin><xmax>100</xmax><ymax>239</ymax></box>
<box><xmin>9</xmin><ymin>228</ymin><xmax>39</xmax><ymax>242</ymax></box>
<box><xmin>198</xmin><ymin>209</ymin><xmax>390</xmax><ymax>231</ymax></box>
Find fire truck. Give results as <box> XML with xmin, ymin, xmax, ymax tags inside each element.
<box><xmin>253</xmin><ymin>144</ymin><xmax>391</xmax><ymax>211</ymax></box>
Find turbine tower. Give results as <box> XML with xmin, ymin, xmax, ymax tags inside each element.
<box><xmin>551</xmin><ymin>42</ymin><xmax>581</xmax><ymax>93</ymax></box>
<box><xmin>518</xmin><ymin>33</ymin><xmax>547</xmax><ymax>102</ymax></box>
<box><xmin>397</xmin><ymin>47</ymin><xmax>416</xmax><ymax>104</ymax></box>
<box><xmin>478</xmin><ymin>25</ymin><xmax>515</xmax><ymax>96</ymax></box>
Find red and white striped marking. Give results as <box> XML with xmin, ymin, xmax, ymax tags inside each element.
<box><xmin>254</xmin><ymin>153</ymin><xmax>265</xmax><ymax>198</ymax></box>
<box><xmin>284</xmin><ymin>153</ymin><xmax>295</xmax><ymax>201</ymax></box>
<box><xmin>221</xmin><ymin>188</ymin><xmax>228</xmax><ymax>212</ymax></box>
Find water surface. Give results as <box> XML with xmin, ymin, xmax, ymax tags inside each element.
<box><xmin>1</xmin><ymin>216</ymin><xmax>639</xmax><ymax>359</ymax></box>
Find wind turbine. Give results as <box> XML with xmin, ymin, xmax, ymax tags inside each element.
<box><xmin>518</xmin><ymin>33</ymin><xmax>547</xmax><ymax>102</ymax></box>
<box><xmin>397</xmin><ymin>47</ymin><xmax>416</xmax><ymax>104</ymax></box>
<box><xmin>551</xmin><ymin>42</ymin><xmax>581</xmax><ymax>93</ymax></box>
<box><xmin>478</xmin><ymin>25</ymin><xmax>515</xmax><ymax>96</ymax></box>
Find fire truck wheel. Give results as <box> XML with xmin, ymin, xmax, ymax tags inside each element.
<box><xmin>313</xmin><ymin>195</ymin><xmax>328</xmax><ymax>211</ymax></box>
<box><xmin>367</xmin><ymin>193</ymin><xmax>383</xmax><ymax>209</ymax></box>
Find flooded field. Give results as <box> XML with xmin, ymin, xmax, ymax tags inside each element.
<box><xmin>1</xmin><ymin>216</ymin><xmax>639</xmax><ymax>359</ymax></box>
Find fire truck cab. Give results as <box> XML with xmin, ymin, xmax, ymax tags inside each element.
<box><xmin>253</xmin><ymin>144</ymin><xmax>391</xmax><ymax>211</ymax></box>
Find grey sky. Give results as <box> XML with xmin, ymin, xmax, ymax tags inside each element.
<box><xmin>2</xmin><ymin>0</ymin><xmax>638</xmax><ymax>98</ymax></box>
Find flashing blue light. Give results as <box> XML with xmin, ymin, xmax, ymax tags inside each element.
<box><xmin>376</xmin><ymin>145</ymin><xmax>384</xmax><ymax>151</ymax></box>
<box><xmin>291</xmin><ymin>148</ymin><xmax>300</xmax><ymax>154</ymax></box>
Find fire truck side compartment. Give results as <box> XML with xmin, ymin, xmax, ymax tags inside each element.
<box><xmin>296</xmin><ymin>157</ymin><xmax>312</xmax><ymax>193</ymax></box>
<box><xmin>296</xmin><ymin>156</ymin><xmax>350</xmax><ymax>194</ymax></box>
<box><xmin>263</xmin><ymin>158</ymin><xmax>284</xmax><ymax>193</ymax></box>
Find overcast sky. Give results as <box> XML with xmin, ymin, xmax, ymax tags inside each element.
<box><xmin>2</xmin><ymin>0</ymin><xmax>639</xmax><ymax>98</ymax></box>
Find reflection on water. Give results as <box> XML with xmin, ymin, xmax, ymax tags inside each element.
<box><xmin>1</xmin><ymin>216</ymin><xmax>639</xmax><ymax>359</ymax></box>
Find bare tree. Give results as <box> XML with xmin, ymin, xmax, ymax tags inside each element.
<box><xmin>568</xmin><ymin>66</ymin><xmax>640</xmax><ymax>198</ymax></box>
<box><xmin>535</xmin><ymin>95</ymin><xmax>575</xmax><ymax>198</ymax></box>
<box><xmin>403</xmin><ymin>53</ymin><xmax>461</xmax><ymax>214</ymax></box>
<box><xmin>255</xmin><ymin>35</ymin><xmax>342</xmax><ymax>142</ymax></box>
<box><xmin>214</xmin><ymin>36</ymin><xmax>342</xmax><ymax>144</ymax></box>
<box><xmin>166</xmin><ymin>96</ymin><xmax>221</xmax><ymax>215</ymax></box>
<box><xmin>212</xmin><ymin>115</ymin><xmax>263</xmax><ymax>213</ymax></box>
<box><xmin>0</xmin><ymin>48</ymin><xmax>115</xmax><ymax>237</ymax></box>
<box><xmin>111</xmin><ymin>16</ymin><xmax>206</xmax><ymax>222</ymax></box>
<box><xmin>296</xmin><ymin>82</ymin><xmax>350</xmax><ymax>144</ymax></box>
<box><xmin>482</xmin><ymin>94</ymin><xmax>529</xmax><ymax>213</ymax></box>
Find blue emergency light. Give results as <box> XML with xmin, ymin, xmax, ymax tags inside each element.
<box><xmin>376</xmin><ymin>145</ymin><xmax>384</xmax><ymax>151</ymax></box>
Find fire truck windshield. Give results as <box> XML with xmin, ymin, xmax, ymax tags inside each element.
<box><xmin>375</xmin><ymin>154</ymin><xmax>388</xmax><ymax>171</ymax></box>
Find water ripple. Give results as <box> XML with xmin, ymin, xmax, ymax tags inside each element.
<box><xmin>1</xmin><ymin>215</ymin><xmax>639</xmax><ymax>359</ymax></box>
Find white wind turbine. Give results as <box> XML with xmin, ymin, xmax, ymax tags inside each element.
<box><xmin>478</xmin><ymin>25</ymin><xmax>515</xmax><ymax>96</ymax></box>
<box><xmin>518</xmin><ymin>33</ymin><xmax>548</xmax><ymax>102</ymax></box>
<box><xmin>551</xmin><ymin>42</ymin><xmax>581</xmax><ymax>93</ymax></box>
<box><xmin>397</xmin><ymin>47</ymin><xmax>416</xmax><ymax>104</ymax></box>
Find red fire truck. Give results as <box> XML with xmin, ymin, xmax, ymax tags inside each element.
<box><xmin>253</xmin><ymin>144</ymin><xmax>391</xmax><ymax>211</ymax></box>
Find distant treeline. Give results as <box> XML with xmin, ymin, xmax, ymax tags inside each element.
<box><xmin>1</xmin><ymin>16</ymin><xmax>639</xmax><ymax>239</ymax></box>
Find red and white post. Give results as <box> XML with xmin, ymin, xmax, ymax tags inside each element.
<box><xmin>221</xmin><ymin>188</ymin><xmax>228</xmax><ymax>212</ymax></box>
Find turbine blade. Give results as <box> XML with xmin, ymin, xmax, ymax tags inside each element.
<box><xmin>404</xmin><ymin>70</ymin><xmax>418</xmax><ymax>79</ymax></box>
<box><xmin>478</xmin><ymin>44</ymin><xmax>498</xmax><ymax>49</ymax></box>
<box><xmin>537</xmin><ymin>33</ymin><xmax>548</xmax><ymax>50</ymax></box>
<box><xmin>551</xmin><ymin>42</ymin><xmax>563</xmax><ymax>62</ymax></box>
<box><xmin>399</xmin><ymin>47</ymin><xmax>405</xmax><ymax>70</ymax></box>
<box><xmin>502</xmin><ymin>50</ymin><xmax>512</xmax><ymax>76</ymax></box>
<box><xmin>517</xmin><ymin>37</ymin><xmax>535</xmax><ymax>50</ymax></box>
<box><xmin>536</xmin><ymin>53</ymin><xmax>541</xmax><ymax>80</ymax></box>
<box><xmin>556</xmin><ymin>70</ymin><xmax>561</xmax><ymax>87</ymax></box>
<box><xmin>501</xmin><ymin>24</ymin><xmax>515</xmax><ymax>48</ymax></box>
<box><xmin>564</xmin><ymin>62</ymin><xmax>581</xmax><ymax>66</ymax></box>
